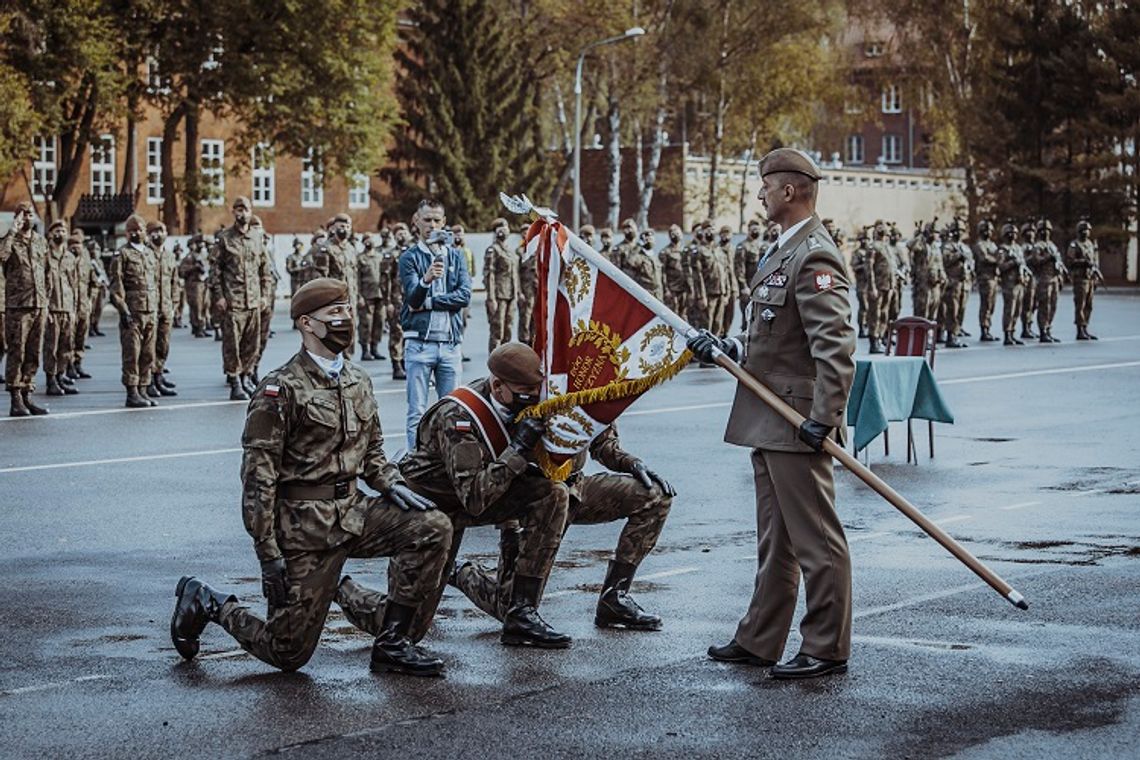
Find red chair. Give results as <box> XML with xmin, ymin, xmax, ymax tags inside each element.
<box><xmin>884</xmin><ymin>316</ymin><xmax>938</xmax><ymax>462</ymax></box>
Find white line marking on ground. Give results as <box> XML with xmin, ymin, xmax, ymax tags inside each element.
<box><xmin>1000</xmin><ymin>501</ymin><xmax>1041</xmax><ymax>511</ymax></box>
<box><xmin>543</xmin><ymin>566</ymin><xmax>700</xmax><ymax>598</ymax></box>
<box><xmin>938</xmin><ymin>514</ymin><xmax>973</xmax><ymax>525</ymax></box>
<box><xmin>625</xmin><ymin>402</ymin><xmax>731</xmax><ymax>416</ymax></box>
<box><xmin>853</xmin><ymin>566</ymin><xmax>1067</xmax><ymax>620</ymax></box>
<box><xmin>198</xmin><ymin>649</ymin><xmax>250</xmax><ymax>661</ymax></box>
<box><xmin>1077</xmin><ymin>489</ymin><xmax>1105</xmax><ymax>496</ymax></box>
<box><xmin>940</xmin><ymin>360</ymin><xmax>1140</xmax><ymax>385</ymax></box>
<box><xmin>0</xmin><ymin>448</ymin><xmax>240</xmax><ymax>474</ymax></box>
<box><xmin>1</xmin><ymin>674</ymin><xmax>110</xmax><ymax>697</ymax></box>
<box><xmin>849</xmin><ymin>531</ymin><xmax>890</xmax><ymax>543</ymax></box>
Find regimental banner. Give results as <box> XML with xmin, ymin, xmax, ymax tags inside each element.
<box><xmin>521</xmin><ymin>218</ymin><xmax>691</xmax><ymax>480</ymax></box>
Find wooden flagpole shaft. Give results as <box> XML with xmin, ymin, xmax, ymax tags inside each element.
<box><xmin>712</xmin><ymin>351</ymin><xmax>1029</xmax><ymax>611</ymax></box>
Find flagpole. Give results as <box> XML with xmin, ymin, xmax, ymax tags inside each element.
<box><xmin>505</xmin><ymin>194</ymin><xmax>1028</xmax><ymax>611</ymax></box>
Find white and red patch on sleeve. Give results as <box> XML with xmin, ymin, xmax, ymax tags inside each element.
<box><xmin>263</xmin><ymin>384</ymin><xmax>280</xmax><ymax>397</ymax></box>
<box><xmin>455</xmin><ymin>420</ymin><xmax>472</xmax><ymax>433</ymax></box>
<box><xmin>814</xmin><ymin>271</ymin><xmax>835</xmax><ymax>292</ymax></box>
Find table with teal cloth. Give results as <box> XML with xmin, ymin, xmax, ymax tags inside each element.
<box><xmin>846</xmin><ymin>356</ymin><xmax>955</xmax><ymax>452</ymax></box>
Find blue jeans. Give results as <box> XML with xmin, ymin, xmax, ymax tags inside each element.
<box><xmin>404</xmin><ymin>339</ymin><xmax>462</xmax><ymax>451</ymax></box>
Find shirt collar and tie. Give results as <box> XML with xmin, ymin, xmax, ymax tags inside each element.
<box><xmin>758</xmin><ymin>215</ymin><xmax>813</xmax><ymax>272</ymax></box>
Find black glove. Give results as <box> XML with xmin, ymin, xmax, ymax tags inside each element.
<box><xmin>119</xmin><ymin>311</ymin><xmax>134</xmax><ymax>329</ymax></box>
<box><xmin>798</xmin><ymin>419</ymin><xmax>832</xmax><ymax>452</ymax></box>
<box><xmin>686</xmin><ymin>329</ymin><xmax>737</xmax><ymax>364</ymax></box>
<box><xmin>260</xmin><ymin>557</ymin><xmax>288</xmax><ymax>608</ymax></box>
<box><xmin>629</xmin><ymin>461</ymin><xmax>677</xmax><ymax>496</ymax></box>
<box><xmin>388</xmin><ymin>483</ymin><xmax>436</xmax><ymax>511</ymax></box>
<box><xmin>509</xmin><ymin>417</ymin><xmax>545</xmax><ymax>454</ymax></box>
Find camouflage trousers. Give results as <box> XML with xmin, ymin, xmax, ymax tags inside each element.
<box><xmin>358</xmin><ymin>297</ymin><xmax>388</xmax><ymax>353</ymax></box>
<box><xmin>90</xmin><ymin>287</ymin><xmax>106</xmax><ymax>332</ymax></box>
<box><xmin>221</xmin><ymin>307</ymin><xmax>261</xmax><ymax>376</ymax></box>
<box><xmin>155</xmin><ymin>313</ymin><xmax>172</xmax><ymax>373</ymax></box>
<box><xmin>1072</xmin><ymin>279</ymin><xmax>1094</xmax><ymax>327</ymax></box>
<box><xmin>977</xmin><ymin>278</ymin><xmax>999</xmax><ymax>332</ymax></box>
<box><xmin>185</xmin><ymin>283</ymin><xmax>207</xmax><ymax>333</ymax></box>
<box><xmin>257</xmin><ymin>301</ymin><xmax>274</xmax><ymax>366</ymax></box>
<box><xmin>940</xmin><ymin>281</ymin><xmax>966</xmax><ymax>337</ymax></box>
<box><xmin>1002</xmin><ymin>285</ymin><xmax>1024</xmax><ymax>333</ymax></box>
<box><xmin>486</xmin><ymin>298</ymin><xmax>515</xmax><ymax>353</ymax></box>
<box><xmin>1036</xmin><ymin>278</ymin><xmax>1060</xmax><ymax>334</ymax></box>
<box><xmin>1021</xmin><ymin>276</ymin><xmax>1038</xmax><ymax>332</ymax></box>
<box><xmin>664</xmin><ymin>291</ymin><xmax>689</xmax><ymax>325</ymax></box>
<box><xmin>707</xmin><ymin>294</ymin><xmax>731</xmax><ymax>337</ymax></box>
<box><xmin>454</xmin><ymin>472</ymin><xmax>674</xmax><ymax>621</ymax></box>
<box><xmin>119</xmin><ymin>312</ymin><xmax>157</xmax><ymax>387</ymax></box>
<box><xmin>517</xmin><ymin>295</ymin><xmax>535</xmax><ymax>345</ymax></box>
<box><xmin>336</xmin><ymin>472</ymin><xmax>571</xmax><ymax>643</ymax></box>
<box><xmin>385</xmin><ymin>305</ymin><xmax>404</xmax><ymax>362</ymax></box>
<box><xmin>42</xmin><ymin>311</ymin><xmax>74</xmax><ymax>376</ymax></box>
<box><xmin>218</xmin><ymin>497</ymin><xmax>452</xmax><ymax>672</ymax></box>
<box><xmin>4</xmin><ymin>307</ymin><xmax>45</xmax><ymax>391</ymax></box>
<box><xmin>73</xmin><ymin>299</ymin><xmax>90</xmax><ymax>361</ymax></box>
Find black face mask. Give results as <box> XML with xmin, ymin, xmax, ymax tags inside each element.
<box><xmin>506</xmin><ymin>390</ymin><xmax>539</xmax><ymax>415</ymax></box>
<box><xmin>310</xmin><ymin>315</ymin><xmax>354</xmax><ymax>354</ymax></box>
<box><xmin>129</xmin><ymin>231</ymin><xmax>142</xmax><ymax>244</ymax></box>
<box><xmin>51</xmin><ymin>232</ymin><xmax>65</xmax><ymax>244</ymax></box>
<box><xmin>495</xmin><ymin>229</ymin><xmax>507</xmax><ymax>240</ymax></box>
<box><xmin>749</xmin><ymin>230</ymin><xmax>761</xmax><ymax>239</ymax></box>
<box><xmin>336</xmin><ymin>228</ymin><xmax>348</xmax><ymax>240</ymax></box>
<box><xmin>669</xmin><ymin>233</ymin><xmax>681</xmax><ymax>243</ymax></box>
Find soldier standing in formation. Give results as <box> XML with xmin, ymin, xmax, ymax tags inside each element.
<box><xmin>972</xmin><ymin>220</ymin><xmax>1001</xmax><ymax>342</ymax></box>
<box><xmin>383</xmin><ymin>224</ymin><xmax>408</xmax><ymax>379</ymax></box>
<box><xmin>285</xmin><ymin>238</ymin><xmax>307</xmax><ymax>296</ymax></box>
<box><xmin>1029</xmin><ymin>219</ymin><xmax>1065</xmax><ymax>343</ymax></box>
<box><xmin>210</xmin><ymin>196</ymin><xmax>273</xmax><ymax>400</ymax></box>
<box><xmin>911</xmin><ymin>221</ymin><xmax>946</xmax><ymax>328</ymax></box>
<box><xmin>356</xmin><ymin>234</ymin><xmax>387</xmax><ymax>362</ymax></box>
<box><xmin>109</xmin><ymin>214</ymin><xmax>159</xmax><ymax>409</ymax></box>
<box><xmin>613</xmin><ymin>218</ymin><xmax>639</xmax><ymax>270</ymax></box>
<box><xmin>178</xmin><ymin>235</ymin><xmax>211</xmax><ymax>338</ymax></box>
<box><xmin>867</xmin><ymin>221</ymin><xmax>895</xmax><ymax>353</ymax></box>
<box><xmin>887</xmin><ymin>224</ymin><xmax>909</xmax><ymax>331</ymax></box>
<box><xmin>621</xmin><ymin>228</ymin><xmax>664</xmax><ymax>298</ymax></box>
<box><xmin>657</xmin><ymin>224</ymin><xmax>690</xmax><ymax>318</ymax></box>
<box><xmin>70</xmin><ymin>233</ymin><xmax>98</xmax><ymax>380</ymax></box>
<box><xmin>693</xmin><ymin>222</ymin><xmax>734</xmax><ymax>346</ymax></box>
<box><xmin>579</xmin><ymin>224</ymin><xmax>596</xmax><ymax>249</ymax></box>
<box><xmin>850</xmin><ymin>229</ymin><xmax>871</xmax><ymax>339</ymax></box>
<box><xmin>170</xmin><ymin>277</ymin><xmax>453</xmax><ymax>676</ymax></box>
<box><xmin>1</xmin><ymin>203</ymin><xmax>50</xmax><ymax>415</ymax></box>
<box><xmin>1065</xmin><ymin>219</ymin><xmax>1101</xmax><ymax>340</ymax></box>
<box><xmin>483</xmin><ymin>217</ymin><xmax>519</xmax><ymax>353</ymax></box>
<box><xmin>172</xmin><ymin>243</ymin><xmax>187</xmax><ymax>330</ymax></box>
<box><xmin>734</xmin><ymin>220</ymin><xmax>764</xmax><ymax>331</ymax></box>
<box><xmin>147</xmin><ymin>221</ymin><xmax>178</xmax><ymax>398</ymax></box>
<box><xmin>997</xmin><ymin>221</ymin><xmax>1031</xmax><ymax>346</ymax></box>
<box><xmin>1018</xmin><ymin>223</ymin><xmax>1040</xmax><ymax>340</ymax></box>
<box><xmin>940</xmin><ymin>220</ymin><xmax>971</xmax><ymax>349</ymax></box>
<box><xmin>516</xmin><ymin>224</ymin><xmax>536</xmax><ymax>345</ymax></box>
<box><xmin>598</xmin><ymin>227</ymin><xmax>614</xmax><ymax>261</ymax></box>
<box><xmin>43</xmin><ymin>221</ymin><xmax>80</xmax><ymax>397</ymax></box>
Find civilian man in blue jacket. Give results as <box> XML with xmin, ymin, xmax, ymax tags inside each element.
<box><xmin>398</xmin><ymin>199</ymin><xmax>472</xmax><ymax>451</ymax></box>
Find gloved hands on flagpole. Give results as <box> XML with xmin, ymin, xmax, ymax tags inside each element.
<box><xmin>686</xmin><ymin>329</ymin><xmax>739</xmax><ymax>364</ymax></box>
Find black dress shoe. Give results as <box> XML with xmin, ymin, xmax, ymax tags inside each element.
<box><xmin>770</xmin><ymin>653</ymin><xmax>848</xmax><ymax>680</ymax></box>
<box><xmin>707</xmin><ymin>639</ymin><xmax>775</xmax><ymax>666</ymax></box>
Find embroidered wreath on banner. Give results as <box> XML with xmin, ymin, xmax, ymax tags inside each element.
<box><xmin>637</xmin><ymin>324</ymin><xmax>678</xmax><ymax>375</ymax></box>
<box><xmin>569</xmin><ymin>319</ymin><xmax>631</xmax><ymax>380</ymax></box>
<box><xmin>546</xmin><ymin>408</ymin><xmax>596</xmax><ymax>450</ymax></box>
<box><xmin>561</xmin><ymin>256</ymin><xmax>591</xmax><ymax>307</ymax></box>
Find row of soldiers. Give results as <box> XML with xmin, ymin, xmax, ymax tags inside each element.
<box><xmin>850</xmin><ymin>217</ymin><xmax>1103</xmax><ymax>352</ymax></box>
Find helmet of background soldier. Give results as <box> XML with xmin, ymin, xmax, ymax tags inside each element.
<box><xmin>977</xmin><ymin>219</ymin><xmax>993</xmax><ymax>234</ymax></box>
<box><xmin>1037</xmin><ymin>219</ymin><xmax>1053</xmax><ymax>233</ymax></box>
<box><xmin>1076</xmin><ymin>219</ymin><xmax>1092</xmax><ymax>232</ymax></box>
<box><xmin>579</xmin><ymin>224</ymin><xmax>596</xmax><ymax>236</ymax></box>
<box><xmin>1020</xmin><ymin>221</ymin><xmax>1036</xmax><ymax>237</ymax></box>
<box><xmin>1000</xmin><ymin>220</ymin><xmax>1017</xmax><ymax>237</ymax></box>
<box><xmin>888</xmin><ymin>224</ymin><xmax>901</xmax><ymax>241</ymax></box>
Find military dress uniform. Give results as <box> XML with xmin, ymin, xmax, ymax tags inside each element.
<box><xmin>109</xmin><ymin>220</ymin><xmax>160</xmax><ymax>407</ymax></box>
<box><xmin>658</xmin><ymin>235</ymin><xmax>691</xmax><ymax>317</ymax></box>
<box><xmin>972</xmin><ymin>227</ymin><xmax>1001</xmax><ymax>341</ymax></box>
<box><xmin>734</xmin><ymin>233</ymin><xmax>764</xmax><ymax>331</ymax></box>
<box><xmin>484</xmin><ymin>232</ymin><xmax>520</xmax><ymax>353</ymax></box>
<box><xmin>210</xmin><ymin>220</ymin><xmax>272</xmax><ymax>396</ymax></box>
<box><xmin>43</xmin><ymin>232</ymin><xmax>80</xmax><ymax>395</ymax></box>
<box><xmin>1</xmin><ymin>220</ymin><xmax>49</xmax><ymax>405</ymax></box>
<box><xmin>1028</xmin><ymin>229</ymin><xmax>1064</xmax><ymax>343</ymax></box>
<box><xmin>1065</xmin><ymin>227</ymin><xmax>1100</xmax><ymax>339</ymax></box>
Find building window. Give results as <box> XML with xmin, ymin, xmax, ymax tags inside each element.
<box><xmin>32</xmin><ymin>136</ymin><xmax>57</xmax><ymax>200</ymax></box>
<box><xmin>301</xmin><ymin>148</ymin><xmax>323</xmax><ymax>208</ymax></box>
<box><xmin>146</xmin><ymin>137</ymin><xmax>163</xmax><ymax>205</ymax></box>
<box><xmin>90</xmin><ymin>135</ymin><xmax>115</xmax><ymax>195</ymax></box>
<box><xmin>846</xmin><ymin>134</ymin><xmax>864</xmax><ymax>165</ymax></box>
<box><xmin>864</xmin><ymin>41</ymin><xmax>884</xmax><ymax>58</ymax></box>
<box><xmin>252</xmin><ymin>143</ymin><xmax>275</xmax><ymax>207</ymax></box>
<box><xmin>881</xmin><ymin>84</ymin><xmax>902</xmax><ymax>114</ymax></box>
<box><xmin>201</xmin><ymin>139</ymin><xmax>224</xmax><ymax>205</ymax></box>
<box><xmin>348</xmin><ymin>173</ymin><xmax>370</xmax><ymax>209</ymax></box>
<box><xmin>882</xmin><ymin>134</ymin><xmax>903</xmax><ymax>164</ymax></box>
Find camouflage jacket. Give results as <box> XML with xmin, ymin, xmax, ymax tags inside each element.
<box><xmin>484</xmin><ymin>242</ymin><xmax>519</xmax><ymax>301</ymax></box>
<box><xmin>109</xmin><ymin>243</ymin><xmax>158</xmax><ymax>315</ymax></box>
<box><xmin>517</xmin><ymin>245</ymin><xmax>537</xmax><ymax>301</ymax></box>
<box><xmin>941</xmin><ymin>240</ymin><xmax>972</xmax><ymax>283</ymax></box>
<box><xmin>0</xmin><ymin>229</ymin><xmax>49</xmax><ymax>310</ymax></box>
<box><xmin>909</xmin><ymin>238</ymin><xmax>947</xmax><ymax>287</ymax></box>
<box><xmin>45</xmin><ymin>243</ymin><xmax>78</xmax><ymax>313</ymax></box>
<box><xmin>972</xmin><ymin>239</ymin><xmax>1000</xmax><ymax>279</ymax></box>
<box><xmin>613</xmin><ymin>240</ymin><xmax>639</xmax><ymax>271</ymax></box>
<box><xmin>357</xmin><ymin>248</ymin><xmax>384</xmax><ymax>301</ymax></box>
<box><xmin>241</xmin><ymin>351</ymin><xmax>403</xmax><ymax>562</ymax></box>
<box><xmin>734</xmin><ymin>238</ymin><xmax>764</xmax><ymax>297</ymax></box>
<box><xmin>657</xmin><ymin>241</ymin><xmax>690</xmax><ymax>295</ymax></box>
<box><xmin>1029</xmin><ymin>240</ymin><xmax>1066</xmax><ymax>279</ymax></box>
<box><xmin>1064</xmin><ymin>239</ymin><xmax>1100</xmax><ymax>280</ymax></box>
<box><xmin>155</xmin><ymin>244</ymin><xmax>179</xmax><ymax>316</ymax></box>
<box><xmin>998</xmin><ymin>243</ymin><xmax>1031</xmax><ymax>288</ymax></box>
<box><xmin>210</xmin><ymin>223</ymin><xmax>271</xmax><ymax>310</ymax></box>
<box><xmin>694</xmin><ymin>243</ymin><xmax>733</xmax><ymax>298</ymax></box>
<box><xmin>620</xmin><ymin>247</ymin><xmax>663</xmax><ymax>298</ymax></box>
<box><xmin>379</xmin><ymin>246</ymin><xmax>403</xmax><ymax>305</ymax></box>
<box><xmin>178</xmin><ymin>249</ymin><xmax>210</xmax><ymax>284</ymax></box>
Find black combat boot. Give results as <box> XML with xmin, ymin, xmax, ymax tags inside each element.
<box><xmin>595</xmin><ymin>560</ymin><xmax>662</xmax><ymax>631</ymax></box>
<box><xmin>73</xmin><ymin>360</ymin><xmax>92</xmax><ymax>379</ymax></box>
<box><xmin>980</xmin><ymin>330</ymin><xmax>998</xmax><ymax>342</ymax></box>
<box><xmin>65</xmin><ymin>363</ymin><xmax>80</xmax><ymax>381</ymax></box>
<box><xmin>369</xmin><ymin>602</ymin><xmax>445</xmax><ymax>677</ymax></box>
<box><xmin>371</xmin><ymin>343</ymin><xmax>385</xmax><ymax>360</ymax></box>
<box><xmin>58</xmin><ymin>374</ymin><xmax>79</xmax><ymax>394</ymax></box>
<box><xmin>1021</xmin><ymin>325</ymin><xmax>1037</xmax><ymax>340</ymax></box>
<box><xmin>868</xmin><ymin>337</ymin><xmax>883</xmax><ymax>354</ymax></box>
<box><xmin>157</xmin><ymin>372</ymin><xmax>176</xmax><ymax>389</ymax></box>
<box><xmin>392</xmin><ymin>360</ymin><xmax>407</xmax><ymax>380</ymax></box>
<box><xmin>125</xmin><ymin>385</ymin><xmax>150</xmax><ymax>408</ymax></box>
<box><xmin>360</xmin><ymin>347</ymin><xmax>375</xmax><ymax>361</ymax></box>
<box><xmin>1012</xmin><ymin>333</ymin><xmax>1025</xmax><ymax>345</ymax></box>
<box><xmin>153</xmin><ymin>373</ymin><xmax>177</xmax><ymax>397</ymax></box>
<box><xmin>944</xmin><ymin>335</ymin><xmax>966</xmax><ymax>349</ymax></box>
<box><xmin>170</xmin><ymin>576</ymin><xmax>236</xmax><ymax>660</ymax></box>
<box><xmin>22</xmin><ymin>390</ymin><xmax>49</xmax><ymax>415</ymax></box>
<box><xmin>1003</xmin><ymin>331</ymin><xmax>1014</xmax><ymax>346</ymax></box>
<box><xmin>9</xmin><ymin>390</ymin><xmax>30</xmax><ymax>417</ymax></box>
<box><xmin>228</xmin><ymin>376</ymin><xmax>249</xmax><ymax>401</ymax></box>
<box><xmin>501</xmin><ymin>575</ymin><xmax>572</xmax><ymax>648</ymax></box>
<box><xmin>46</xmin><ymin>375</ymin><xmax>65</xmax><ymax>396</ymax></box>
<box><xmin>242</xmin><ymin>373</ymin><xmax>258</xmax><ymax>396</ymax></box>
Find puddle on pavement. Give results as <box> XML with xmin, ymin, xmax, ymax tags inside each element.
<box><xmin>971</xmin><ymin>437</ymin><xmax>1016</xmax><ymax>443</ymax></box>
<box><xmin>960</xmin><ymin>535</ymin><xmax>1140</xmax><ymax>566</ymax></box>
<box><xmin>1045</xmin><ymin>466</ymin><xmax>1139</xmax><ymax>493</ymax></box>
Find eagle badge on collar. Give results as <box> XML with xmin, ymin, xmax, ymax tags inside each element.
<box><xmin>814</xmin><ymin>271</ymin><xmax>835</xmax><ymax>291</ymax></box>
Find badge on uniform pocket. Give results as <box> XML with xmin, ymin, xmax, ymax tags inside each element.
<box><xmin>757</xmin><ymin>285</ymin><xmax>770</xmax><ymax>299</ymax></box>
<box><xmin>761</xmin><ymin>308</ymin><xmax>776</xmax><ymax>322</ymax></box>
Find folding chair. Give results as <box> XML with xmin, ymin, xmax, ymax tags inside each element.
<box><xmin>885</xmin><ymin>316</ymin><xmax>938</xmax><ymax>462</ymax></box>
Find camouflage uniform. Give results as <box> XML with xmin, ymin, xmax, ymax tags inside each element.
<box><xmin>172</xmin><ymin>245</ymin><xmax>186</xmax><ymax>328</ymax></box>
<box><xmin>214</xmin><ymin>351</ymin><xmax>452</xmax><ymax>671</ymax></box>
<box><xmin>43</xmin><ymin>237</ymin><xmax>79</xmax><ymax>382</ymax></box>
<box><xmin>0</xmin><ymin>227</ymin><xmax>49</xmax><ymax>391</ymax></box>
<box><xmin>516</xmin><ymin>238</ymin><xmax>537</xmax><ymax>345</ymax></box>
<box><xmin>88</xmin><ymin>244</ymin><xmax>110</xmax><ymax>336</ymax></box>
<box><xmin>868</xmin><ymin>232</ymin><xmax>895</xmax><ymax>351</ymax></box>
<box><xmin>997</xmin><ymin>227</ymin><xmax>1032</xmax><ymax>343</ymax></box>
<box><xmin>910</xmin><ymin>230</ymin><xmax>946</xmax><ymax>324</ymax></box>
<box><xmin>1019</xmin><ymin>226</ymin><xmax>1040</xmax><ymax>339</ymax></box>
<box><xmin>379</xmin><ymin>238</ymin><xmax>405</xmax><ymax>370</ymax></box>
<box><xmin>454</xmin><ymin>424</ymin><xmax>672</xmax><ymax>621</ymax></box>
<box><xmin>734</xmin><ymin>232</ymin><xmax>764</xmax><ymax>331</ymax></box>
<box><xmin>109</xmin><ymin>242</ymin><xmax>159</xmax><ymax>388</ymax></box>
<box><xmin>657</xmin><ymin>234</ymin><xmax>690</xmax><ymax>317</ymax></box>
<box><xmin>684</xmin><ymin>230</ymin><xmax>707</xmax><ymax>330</ymax></box>
<box><xmin>972</xmin><ymin>224</ymin><xmax>1001</xmax><ymax>340</ymax></box>
<box><xmin>1029</xmin><ymin>223</ymin><xmax>1065</xmax><ymax>342</ymax></box>
<box><xmin>356</xmin><ymin>241</ymin><xmax>387</xmax><ymax>359</ymax></box>
<box><xmin>313</xmin><ymin>235</ymin><xmax>358</xmax><ymax>307</ymax></box>
<box><xmin>621</xmin><ymin>234</ymin><xmax>664</xmax><ymax>299</ymax></box>
<box><xmin>694</xmin><ymin>233</ymin><xmax>735</xmax><ymax>337</ymax></box>
<box><xmin>153</xmin><ymin>241</ymin><xmax>179</xmax><ymax>375</ymax></box>
<box><xmin>484</xmin><ymin>236</ymin><xmax>519</xmax><ymax>352</ymax></box>
<box><xmin>1065</xmin><ymin>226</ymin><xmax>1101</xmax><ymax>338</ymax></box>
<box><xmin>850</xmin><ymin>236</ymin><xmax>871</xmax><ymax>338</ymax></box>
<box><xmin>73</xmin><ymin>241</ymin><xmax>97</xmax><ymax>367</ymax></box>
<box><xmin>285</xmin><ymin>243</ymin><xmax>308</xmax><ymax>296</ymax></box>
<box><xmin>940</xmin><ymin>229</ymin><xmax>972</xmax><ymax>347</ymax></box>
<box><xmin>210</xmin><ymin>224</ymin><xmax>272</xmax><ymax>380</ymax></box>
<box><xmin>887</xmin><ymin>232</ymin><xmax>910</xmax><ymax>330</ymax></box>
<box><xmin>178</xmin><ymin>240</ymin><xmax>210</xmax><ymax>337</ymax></box>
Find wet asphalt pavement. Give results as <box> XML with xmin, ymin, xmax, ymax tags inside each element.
<box><xmin>1</xmin><ymin>290</ymin><xmax>1138</xmax><ymax>759</ymax></box>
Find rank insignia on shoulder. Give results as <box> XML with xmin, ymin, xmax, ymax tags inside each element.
<box><xmin>807</xmin><ymin>235</ymin><xmax>821</xmax><ymax>250</ymax></box>
<box><xmin>264</xmin><ymin>384</ymin><xmax>280</xmax><ymax>397</ymax></box>
<box><xmin>763</xmin><ymin>272</ymin><xmax>788</xmax><ymax>287</ymax></box>
<box><xmin>814</xmin><ymin>272</ymin><xmax>835</xmax><ymax>291</ymax></box>
<box><xmin>455</xmin><ymin>420</ymin><xmax>472</xmax><ymax>433</ymax></box>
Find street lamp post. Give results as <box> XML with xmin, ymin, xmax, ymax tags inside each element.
<box><xmin>573</xmin><ymin>27</ymin><xmax>646</xmax><ymax>232</ymax></box>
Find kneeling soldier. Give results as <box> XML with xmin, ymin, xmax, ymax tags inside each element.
<box><xmin>170</xmin><ymin>278</ymin><xmax>453</xmax><ymax>676</ymax></box>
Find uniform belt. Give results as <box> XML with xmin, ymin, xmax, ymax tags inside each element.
<box><xmin>278</xmin><ymin>480</ymin><xmax>357</xmax><ymax>500</ymax></box>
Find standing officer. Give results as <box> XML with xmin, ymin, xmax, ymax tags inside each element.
<box><xmin>658</xmin><ymin>224</ymin><xmax>690</xmax><ymax>317</ymax></box>
<box><xmin>483</xmin><ymin>217</ymin><xmax>519</xmax><ymax>353</ymax></box>
<box><xmin>973</xmin><ymin>220</ymin><xmax>1001</xmax><ymax>341</ymax></box>
<box><xmin>1065</xmin><ymin>219</ymin><xmax>1101</xmax><ymax>340</ymax></box>
<box><xmin>997</xmin><ymin>221</ymin><xmax>1031</xmax><ymax>346</ymax></box>
<box><xmin>147</xmin><ymin>221</ymin><xmax>178</xmax><ymax>398</ymax></box>
<box><xmin>1019</xmin><ymin>223</ymin><xmax>1040</xmax><ymax>341</ymax></box>
<box><xmin>516</xmin><ymin>224</ymin><xmax>537</xmax><ymax>345</ymax></box>
<box><xmin>43</xmin><ymin>221</ymin><xmax>79</xmax><ymax>397</ymax></box>
<box><xmin>621</xmin><ymin>228</ymin><xmax>664</xmax><ymax>298</ymax></box>
<box><xmin>1030</xmin><ymin>219</ymin><xmax>1065</xmax><ymax>343</ymax></box>
<box><xmin>915</xmin><ymin>222</ymin><xmax>946</xmax><ymax>326</ymax></box>
<box><xmin>684</xmin><ymin>223</ymin><xmax>707</xmax><ymax>331</ymax></box>
<box><xmin>210</xmin><ymin>197</ymin><xmax>273</xmax><ymax>400</ymax></box>
<box><xmin>1</xmin><ymin>202</ymin><xmax>50</xmax><ymax>415</ymax></box>
<box><xmin>251</xmin><ymin>215</ymin><xmax>278</xmax><ymax>383</ymax></box>
<box><xmin>868</xmin><ymin>220</ymin><xmax>896</xmax><ymax>352</ymax></box>
<box><xmin>356</xmin><ymin>234</ymin><xmax>386</xmax><ymax>361</ymax></box>
<box><xmin>940</xmin><ymin>220</ymin><xmax>971</xmax><ymax>349</ymax></box>
<box><xmin>178</xmin><ymin>235</ymin><xmax>211</xmax><ymax>338</ymax></box>
<box><xmin>383</xmin><ymin>223</ymin><xmax>410</xmax><ymax>379</ymax></box>
<box><xmin>109</xmin><ymin>214</ymin><xmax>159</xmax><ymax>409</ymax></box>
<box><xmin>285</xmin><ymin>238</ymin><xmax>307</xmax><ymax>296</ymax></box>
<box><xmin>170</xmin><ymin>277</ymin><xmax>453</xmax><ymax>676</ymax></box>
<box><xmin>688</xmin><ymin>148</ymin><xmax>855</xmax><ymax>680</ymax></box>
<box><xmin>735</xmin><ymin>220</ymin><xmax>764</xmax><ymax>331</ymax></box>
<box><xmin>70</xmin><ymin>232</ymin><xmax>97</xmax><ymax>380</ymax></box>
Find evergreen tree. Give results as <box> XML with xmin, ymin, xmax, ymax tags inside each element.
<box><xmin>384</xmin><ymin>0</ymin><xmax>550</xmax><ymax>227</ymax></box>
